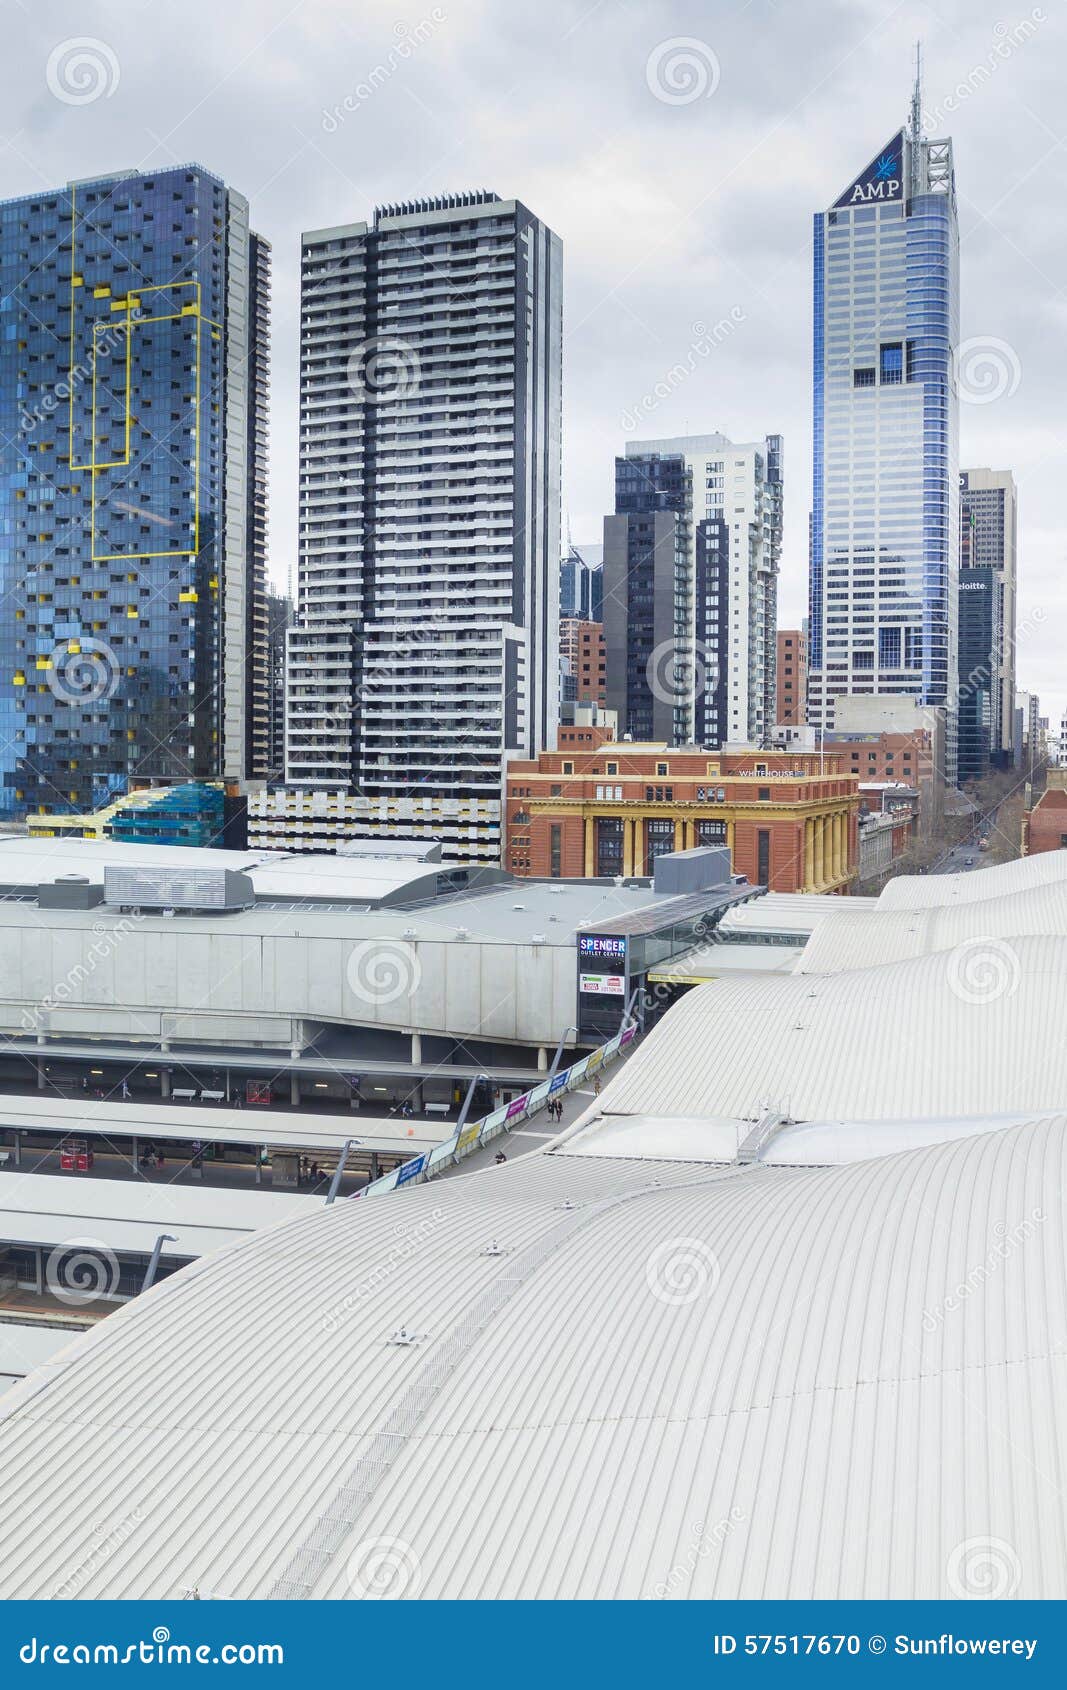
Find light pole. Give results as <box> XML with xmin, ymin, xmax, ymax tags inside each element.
<box><xmin>549</xmin><ymin>1025</ymin><xmax>578</xmax><ymax>1078</ymax></box>
<box><xmin>325</xmin><ymin>1139</ymin><xmax>361</xmax><ymax>1205</ymax></box>
<box><xmin>142</xmin><ymin>1233</ymin><xmax>177</xmax><ymax>1293</ymax></box>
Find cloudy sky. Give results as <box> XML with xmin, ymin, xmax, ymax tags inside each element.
<box><xmin>6</xmin><ymin>0</ymin><xmax>1065</xmax><ymax>721</ymax></box>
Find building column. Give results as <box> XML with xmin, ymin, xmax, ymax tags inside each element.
<box><xmin>290</xmin><ymin>1073</ymin><xmax>300</xmax><ymax>1108</ymax></box>
<box><xmin>583</xmin><ymin>816</ymin><xmax>595</xmax><ymax>877</ymax></box>
<box><xmin>622</xmin><ymin>816</ymin><xmax>634</xmax><ymax>878</ymax></box>
<box><xmin>160</xmin><ymin>1069</ymin><xmax>170</xmax><ymax>1100</ymax></box>
<box><xmin>673</xmin><ymin>818</ymin><xmax>684</xmax><ymax>852</ymax></box>
<box><xmin>537</xmin><ymin>1046</ymin><xmax>548</xmax><ymax>1072</ymax></box>
<box><xmin>836</xmin><ymin>812</ymin><xmax>846</xmax><ymax>880</ymax></box>
<box><xmin>633</xmin><ymin>819</ymin><xmax>645</xmax><ymax>878</ymax></box>
<box><xmin>814</xmin><ymin>816</ymin><xmax>825</xmax><ymax>887</ymax></box>
<box><xmin>411</xmin><ymin>1032</ymin><xmax>421</xmax><ymax>1065</ymax></box>
<box><xmin>726</xmin><ymin>819</ymin><xmax>736</xmax><ymax>871</ymax></box>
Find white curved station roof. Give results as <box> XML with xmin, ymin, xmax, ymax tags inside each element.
<box><xmin>877</xmin><ymin>847</ymin><xmax>1067</xmax><ymax>909</ymax></box>
<box><xmin>0</xmin><ymin>855</ymin><xmax>1065</xmax><ymax>1600</ymax></box>
<box><xmin>0</xmin><ymin>1117</ymin><xmax>1061</xmax><ymax>1599</ymax></box>
<box><xmin>0</xmin><ymin>1172</ymin><xmax>316</xmax><ymax>1259</ymax></box>
<box><xmin>798</xmin><ymin>879</ymin><xmax>1067</xmax><ymax>974</ymax></box>
<box><xmin>595</xmin><ymin>937</ymin><xmax>1067</xmax><ymax>1124</ymax></box>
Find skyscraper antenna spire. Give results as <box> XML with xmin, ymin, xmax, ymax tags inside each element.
<box><xmin>910</xmin><ymin>41</ymin><xmax>923</xmax><ymax>194</ymax></box>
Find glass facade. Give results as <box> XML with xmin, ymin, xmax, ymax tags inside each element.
<box><xmin>0</xmin><ymin>165</ymin><xmax>269</xmax><ymax>818</ymax></box>
<box><xmin>604</xmin><ymin>434</ymin><xmax>782</xmax><ymax>748</ymax></box>
<box><xmin>957</xmin><ymin>566</ymin><xmax>995</xmax><ymax>783</ymax></box>
<box><xmin>809</xmin><ymin>113</ymin><xmax>959</xmax><ymax>780</ymax></box>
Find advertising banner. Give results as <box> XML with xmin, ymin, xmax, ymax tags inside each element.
<box><xmin>395</xmin><ymin>1154</ymin><xmax>427</xmax><ymax>1185</ymax></box>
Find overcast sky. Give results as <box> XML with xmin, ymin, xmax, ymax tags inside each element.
<box><xmin>6</xmin><ymin>0</ymin><xmax>1065</xmax><ymax>724</ymax></box>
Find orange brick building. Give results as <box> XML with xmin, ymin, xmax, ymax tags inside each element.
<box><xmin>776</xmin><ymin>629</ymin><xmax>807</xmax><ymax>726</ymax></box>
<box><xmin>560</xmin><ymin>618</ymin><xmax>606</xmax><ymax>707</ymax></box>
<box><xmin>507</xmin><ymin>729</ymin><xmax>859</xmax><ymax>892</ymax></box>
<box><xmin>1023</xmin><ymin>771</ymin><xmax>1067</xmax><ymax>855</ymax></box>
<box><xmin>825</xmin><ymin>725</ymin><xmax>943</xmax><ymax>832</ymax></box>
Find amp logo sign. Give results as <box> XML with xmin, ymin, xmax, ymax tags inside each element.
<box><xmin>834</xmin><ymin>131</ymin><xmax>904</xmax><ymax>208</ymax></box>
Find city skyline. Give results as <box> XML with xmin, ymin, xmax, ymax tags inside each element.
<box><xmin>2</xmin><ymin>2</ymin><xmax>1060</xmax><ymax>728</ymax></box>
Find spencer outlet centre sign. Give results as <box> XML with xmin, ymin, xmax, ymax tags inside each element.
<box><xmin>834</xmin><ymin>130</ymin><xmax>904</xmax><ymax>207</ymax></box>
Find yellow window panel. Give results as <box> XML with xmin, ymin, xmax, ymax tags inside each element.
<box><xmin>178</xmin><ymin>589</ymin><xmax>198</xmax><ymax>603</ymax></box>
<box><xmin>67</xmin><ymin>640</ymin><xmax>81</xmax><ymax>654</ymax></box>
<box><xmin>13</xmin><ymin>674</ymin><xmax>25</xmax><ymax>686</ymax></box>
<box><xmin>126</xmin><ymin>608</ymin><xmax>139</xmax><ymax>618</ymax></box>
<box><xmin>93</xmin><ymin>285</ymin><xmax>111</xmax><ymax>298</ymax></box>
<box><xmin>127</xmin><ymin>729</ymin><xmax>136</xmax><ymax>741</ymax></box>
<box><xmin>72</xmin><ymin>274</ymin><xmax>84</xmax><ymax>287</ymax></box>
<box><xmin>35</xmin><ymin>658</ymin><xmax>52</xmax><ymax>670</ymax></box>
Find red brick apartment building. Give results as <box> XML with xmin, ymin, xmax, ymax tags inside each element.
<box><xmin>560</xmin><ymin>618</ymin><xmax>606</xmax><ymax>706</ymax></box>
<box><xmin>1023</xmin><ymin>771</ymin><xmax>1067</xmax><ymax>855</ymax></box>
<box><xmin>776</xmin><ymin>629</ymin><xmax>807</xmax><ymax>726</ymax></box>
<box><xmin>507</xmin><ymin>728</ymin><xmax>859</xmax><ymax>892</ymax></box>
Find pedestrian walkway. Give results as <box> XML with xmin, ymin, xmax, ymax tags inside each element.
<box><xmin>436</xmin><ymin>1047</ymin><xmax>635</xmax><ymax>1180</ymax></box>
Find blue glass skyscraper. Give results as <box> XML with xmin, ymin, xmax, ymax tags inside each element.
<box><xmin>808</xmin><ymin>67</ymin><xmax>959</xmax><ymax>778</ymax></box>
<box><xmin>0</xmin><ymin>164</ymin><xmax>269</xmax><ymax>818</ymax></box>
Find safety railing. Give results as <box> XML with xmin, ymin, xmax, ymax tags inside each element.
<box><xmin>359</xmin><ymin>1024</ymin><xmax>638</xmax><ymax>1197</ymax></box>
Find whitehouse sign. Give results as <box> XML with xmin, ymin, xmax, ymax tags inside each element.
<box><xmin>834</xmin><ymin>131</ymin><xmax>904</xmax><ymax>208</ymax></box>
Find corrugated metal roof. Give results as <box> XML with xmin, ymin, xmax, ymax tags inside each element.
<box><xmin>596</xmin><ymin>937</ymin><xmax>1067</xmax><ymax>1122</ymax></box>
<box><xmin>0</xmin><ymin>1096</ymin><xmax>449</xmax><ymax>1158</ymax></box>
<box><xmin>798</xmin><ymin>880</ymin><xmax>1067</xmax><ymax>974</ymax></box>
<box><xmin>0</xmin><ymin>1121</ymin><xmax>1062</xmax><ymax>1598</ymax></box>
<box><xmin>719</xmin><ymin>892</ymin><xmax>878</xmax><ymax>935</ymax></box>
<box><xmin>0</xmin><ymin>1172</ymin><xmax>316</xmax><ymax>1259</ymax></box>
<box><xmin>878</xmin><ymin>848</ymin><xmax>1067</xmax><ymax>909</ymax></box>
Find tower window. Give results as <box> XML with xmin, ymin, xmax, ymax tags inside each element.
<box><xmin>880</xmin><ymin>343</ymin><xmax>903</xmax><ymax>384</ymax></box>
